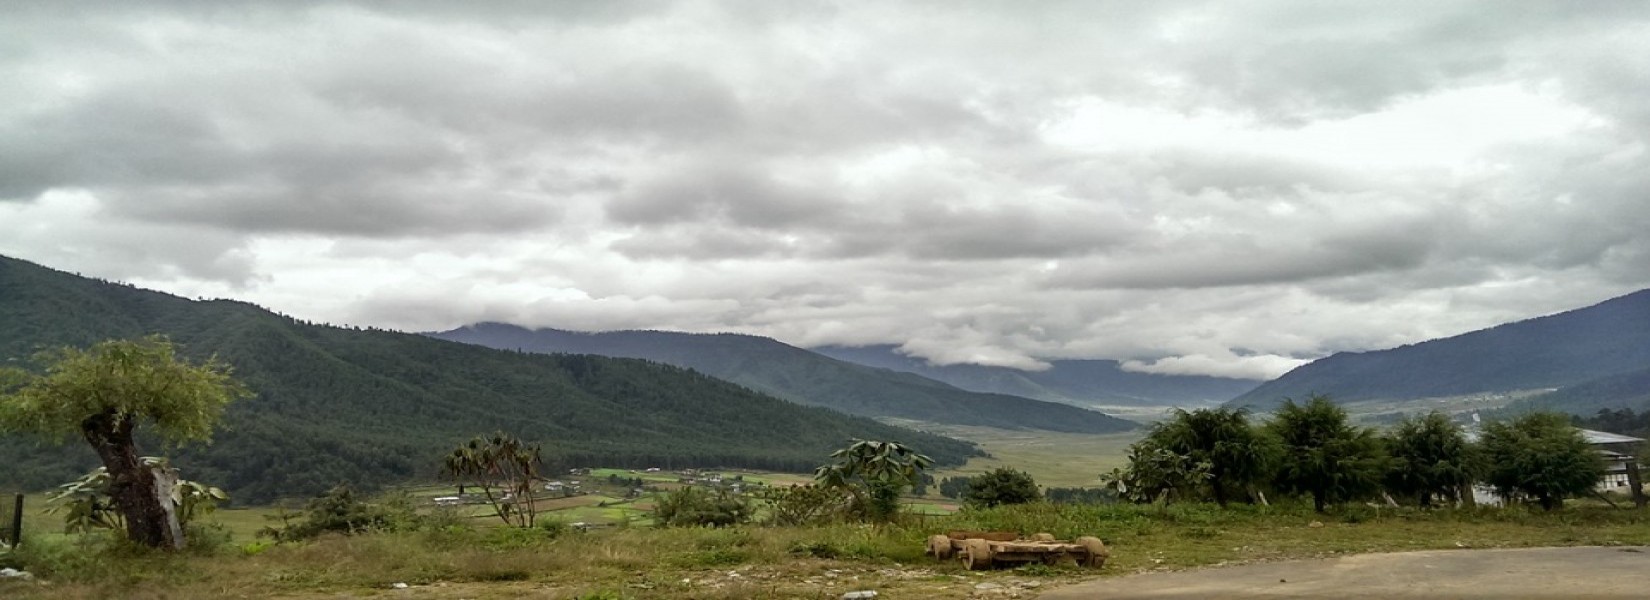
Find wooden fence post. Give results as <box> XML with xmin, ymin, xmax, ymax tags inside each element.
<box><xmin>5</xmin><ymin>493</ymin><xmax>21</xmax><ymax>548</ymax></box>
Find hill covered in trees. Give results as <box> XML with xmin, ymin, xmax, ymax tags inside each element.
<box><xmin>1505</xmin><ymin>365</ymin><xmax>1650</xmax><ymax>416</ymax></box>
<box><xmin>1229</xmin><ymin>289</ymin><xmax>1650</xmax><ymax>412</ymax></box>
<box><xmin>430</xmin><ymin>324</ymin><xmax>1138</xmax><ymax>434</ymax></box>
<box><xmin>812</xmin><ymin>344</ymin><xmax>1258</xmax><ymax>407</ymax></box>
<box><xmin>0</xmin><ymin>255</ymin><xmax>980</xmax><ymax>503</ymax></box>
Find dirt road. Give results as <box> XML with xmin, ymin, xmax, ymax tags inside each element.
<box><xmin>1040</xmin><ymin>546</ymin><xmax>1650</xmax><ymax>599</ymax></box>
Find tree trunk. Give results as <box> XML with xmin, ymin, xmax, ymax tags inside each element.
<box><xmin>1211</xmin><ymin>479</ymin><xmax>1228</xmax><ymax>507</ymax></box>
<box><xmin>1244</xmin><ymin>484</ymin><xmax>1269</xmax><ymax>506</ymax></box>
<box><xmin>81</xmin><ymin>411</ymin><xmax>181</xmax><ymax>549</ymax></box>
<box><xmin>1626</xmin><ymin>461</ymin><xmax>1646</xmax><ymax>509</ymax></box>
<box><xmin>1312</xmin><ymin>491</ymin><xmax>1326</xmax><ymax>513</ymax></box>
<box><xmin>1457</xmin><ymin>482</ymin><xmax>1476</xmax><ymax>508</ymax></box>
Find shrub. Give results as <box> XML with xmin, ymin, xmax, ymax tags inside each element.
<box><xmin>654</xmin><ymin>486</ymin><xmax>753</xmax><ymax>528</ymax></box>
<box><xmin>760</xmin><ymin>483</ymin><xmax>847</xmax><ymax>526</ymax></box>
<box><xmin>963</xmin><ymin>468</ymin><xmax>1042</xmax><ymax>508</ymax></box>
<box><xmin>258</xmin><ymin>485</ymin><xmax>414</xmax><ymax>541</ymax></box>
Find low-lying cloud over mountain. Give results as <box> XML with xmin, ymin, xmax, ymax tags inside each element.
<box><xmin>3</xmin><ymin>2</ymin><xmax>1649</xmax><ymax>380</ymax></box>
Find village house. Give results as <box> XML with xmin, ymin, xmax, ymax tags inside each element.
<box><xmin>1466</xmin><ymin>426</ymin><xmax>1646</xmax><ymax>506</ymax></box>
<box><xmin>1584</xmin><ymin>429</ymin><xmax>1645</xmax><ymax>493</ymax></box>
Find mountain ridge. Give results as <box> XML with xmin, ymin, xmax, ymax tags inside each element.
<box><xmin>811</xmin><ymin>344</ymin><xmax>1260</xmax><ymax>408</ymax></box>
<box><xmin>430</xmin><ymin>323</ymin><xmax>1139</xmax><ymax>434</ymax></box>
<box><xmin>0</xmin><ymin>255</ymin><xmax>980</xmax><ymax>502</ymax></box>
<box><xmin>1227</xmin><ymin>289</ymin><xmax>1650</xmax><ymax>412</ymax></box>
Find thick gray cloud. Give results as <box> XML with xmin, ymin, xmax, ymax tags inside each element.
<box><xmin>3</xmin><ymin>0</ymin><xmax>1649</xmax><ymax>381</ymax></box>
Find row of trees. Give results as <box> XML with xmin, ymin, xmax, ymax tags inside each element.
<box><xmin>1108</xmin><ymin>396</ymin><xmax>1607</xmax><ymax>512</ymax></box>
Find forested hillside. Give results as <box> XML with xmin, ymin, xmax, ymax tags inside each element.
<box><xmin>430</xmin><ymin>324</ymin><xmax>1138</xmax><ymax>434</ymax></box>
<box><xmin>813</xmin><ymin>344</ymin><xmax>1258</xmax><ymax>407</ymax></box>
<box><xmin>0</xmin><ymin>255</ymin><xmax>980</xmax><ymax>503</ymax></box>
<box><xmin>1505</xmin><ymin>365</ymin><xmax>1650</xmax><ymax>416</ymax></box>
<box><xmin>1229</xmin><ymin>289</ymin><xmax>1650</xmax><ymax>411</ymax></box>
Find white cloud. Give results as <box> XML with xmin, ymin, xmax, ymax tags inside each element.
<box><xmin>3</xmin><ymin>1</ymin><xmax>1650</xmax><ymax>382</ymax></box>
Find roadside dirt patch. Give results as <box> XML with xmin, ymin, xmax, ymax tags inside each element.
<box><xmin>1038</xmin><ymin>546</ymin><xmax>1650</xmax><ymax>599</ymax></box>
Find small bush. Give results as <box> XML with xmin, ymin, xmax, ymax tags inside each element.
<box><xmin>760</xmin><ymin>484</ymin><xmax>847</xmax><ymax>526</ymax></box>
<box><xmin>239</xmin><ymin>540</ymin><xmax>274</xmax><ymax>556</ymax></box>
<box><xmin>258</xmin><ymin>485</ymin><xmax>418</xmax><ymax>541</ymax></box>
<box><xmin>183</xmin><ymin>522</ymin><xmax>233</xmax><ymax>555</ymax></box>
<box><xmin>536</xmin><ymin>517</ymin><xmax>568</xmax><ymax>538</ymax></box>
<box><xmin>654</xmin><ymin>487</ymin><xmax>753</xmax><ymax>528</ymax></box>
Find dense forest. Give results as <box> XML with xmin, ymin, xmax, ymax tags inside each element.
<box><xmin>0</xmin><ymin>255</ymin><xmax>981</xmax><ymax>503</ymax></box>
<box><xmin>1575</xmin><ymin>407</ymin><xmax>1650</xmax><ymax>440</ymax></box>
<box><xmin>1507</xmin><ymin>365</ymin><xmax>1650</xmax><ymax>417</ymax></box>
<box><xmin>1229</xmin><ymin>288</ymin><xmax>1650</xmax><ymax>410</ymax></box>
<box><xmin>433</xmin><ymin>323</ymin><xmax>1137</xmax><ymax>434</ymax></box>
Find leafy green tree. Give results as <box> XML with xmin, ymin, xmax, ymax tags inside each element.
<box><xmin>1383</xmin><ymin>412</ymin><xmax>1483</xmax><ymax>507</ymax></box>
<box><xmin>1103</xmin><ymin>437</ymin><xmax>1211</xmax><ymax>504</ymax></box>
<box><xmin>1149</xmin><ymin>407</ymin><xmax>1276</xmax><ymax>506</ymax></box>
<box><xmin>814</xmin><ymin>439</ymin><xmax>933</xmax><ymax>523</ymax></box>
<box><xmin>443</xmin><ymin>433</ymin><xmax>543</xmax><ymax>527</ymax></box>
<box><xmin>937</xmin><ymin>476</ymin><xmax>970</xmax><ymax>499</ymax></box>
<box><xmin>0</xmin><ymin>336</ymin><xmax>249</xmax><ymax>548</ymax></box>
<box><xmin>1268</xmin><ymin>395</ymin><xmax>1386</xmax><ymax>512</ymax></box>
<box><xmin>1481</xmin><ymin>412</ymin><xmax>1604</xmax><ymax>510</ymax></box>
<box><xmin>912</xmin><ymin>472</ymin><xmax>935</xmax><ymax>496</ymax></box>
<box><xmin>963</xmin><ymin>467</ymin><xmax>1042</xmax><ymax>508</ymax></box>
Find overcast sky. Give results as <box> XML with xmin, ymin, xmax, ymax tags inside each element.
<box><xmin>4</xmin><ymin>1</ymin><xmax>1648</xmax><ymax>380</ymax></box>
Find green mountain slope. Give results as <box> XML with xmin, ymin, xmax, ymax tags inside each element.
<box><xmin>0</xmin><ymin>255</ymin><xmax>980</xmax><ymax>503</ymax></box>
<box><xmin>430</xmin><ymin>324</ymin><xmax>1139</xmax><ymax>434</ymax></box>
<box><xmin>1228</xmin><ymin>289</ymin><xmax>1650</xmax><ymax>411</ymax></box>
<box><xmin>1504</xmin><ymin>365</ymin><xmax>1650</xmax><ymax>416</ymax></box>
<box><xmin>812</xmin><ymin>344</ymin><xmax>1259</xmax><ymax>407</ymax></box>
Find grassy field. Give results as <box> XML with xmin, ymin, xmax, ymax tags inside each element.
<box><xmin>7</xmin><ymin>500</ymin><xmax>1650</xmax><ymax>599</ymax></box>
<box><xmin>916</xmin><ymin>424</ymin><xmax>1143</xmax><ymax>489</ymax></box>
<box><xmin>13</xmin><ymin>423</ymin><xmax>1644</xmax><ymax>599</ymax></box>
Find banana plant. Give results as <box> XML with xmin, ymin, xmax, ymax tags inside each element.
<box><xmin>46</xmin><ymin>457</ymin><xmax>227</xmax><ymax>533</ymax></box>
<box><xmin>814</xmin><ymin>439</ymin><xmax>932</xmax><ymax>523</ymax></box>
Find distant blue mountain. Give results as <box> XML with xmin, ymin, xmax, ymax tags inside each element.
<box><xmin>811</xmin><ymin>345</ymin><xmax>1260</xmax><ymax>408</ymax></box>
